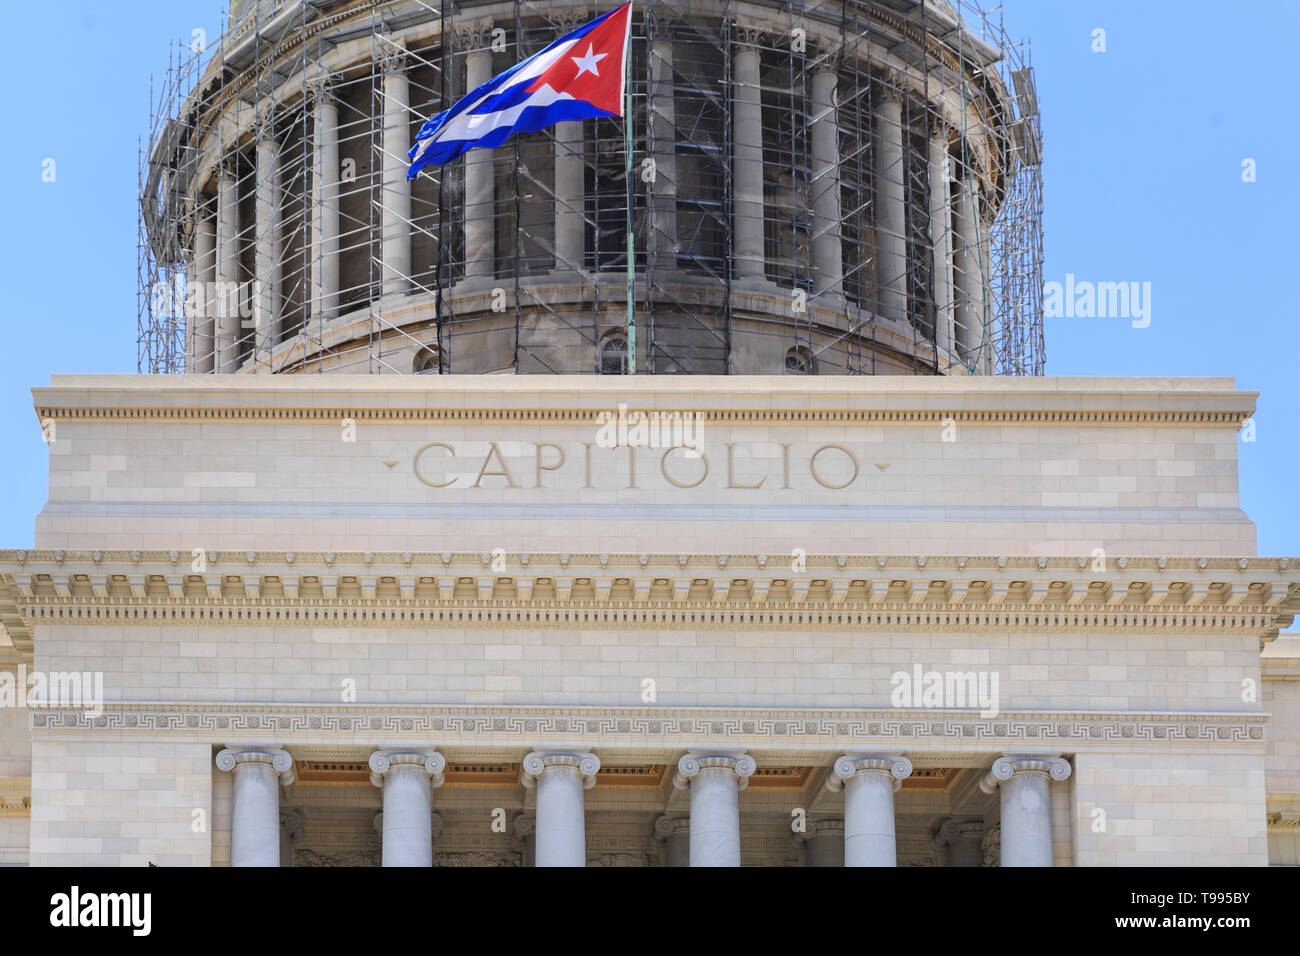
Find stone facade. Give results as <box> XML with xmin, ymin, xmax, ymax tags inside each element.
<box><xmin>0</xmin><ymin>374</ymin><xmax>1295</xmax><ymax>866</ymax></box>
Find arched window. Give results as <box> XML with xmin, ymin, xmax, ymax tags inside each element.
<box><xmin>413</xmin><ymin>346</ymin><xmax>441</xmax><ymax>375</ymax></box>
<box><xmin>600</xmin><ymin>332</ymin><xmax>628</xmax><ymax>374</ymax></box>
<box><xmin>785</xmin><ymin>345</ymin><xmax>814</xmax><ymax>374</ymax></box>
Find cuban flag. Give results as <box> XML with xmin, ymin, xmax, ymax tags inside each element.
<box><xmin>407</xmin><ymin>2</ymin><xmax>632</xmax><ymax>177</ymax></box>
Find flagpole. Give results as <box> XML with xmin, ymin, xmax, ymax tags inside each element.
<box><xmin>624</xmin><ymin>3</ymin><xmax>636</xmax><ymax>375</ymax></box>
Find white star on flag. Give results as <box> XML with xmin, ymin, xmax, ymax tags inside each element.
<box><xmin>571</xmin><ymin>43</ymin><xmax>607</xmax><ymax>78</ymax></box>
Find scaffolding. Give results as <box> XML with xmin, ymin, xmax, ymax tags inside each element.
<box><xmin>138</xmin><ymin>0</ymin><xmax>1045</xmax><ymax>377</ymax></box>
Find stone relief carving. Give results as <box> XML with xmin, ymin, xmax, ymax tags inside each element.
<box><xmin>295</xmin><ymin>848</ymin><xmax>379</xmax><ymax>867</ymax></box>
<box><xmin>587</xmin><ymin>851</ymin><xmax>651</xmax><ymax>867</ymax></box>
<box><xmin>982</xmin><ymin>823</ymin><xmax>1001</xmax><ymax>867</ymax></box>
<box><xmin>436</xmin><ymin>851</ymin><xmax>522</xmax><ymax>867</ymax></box>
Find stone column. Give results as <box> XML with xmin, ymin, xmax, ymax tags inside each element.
<box><xmin>652</xmin><ymin>815</ymin><xmax>690</xmax><ymax>867</ymax></box>
<box><xmin>953</xmin><ymin>171</ymin><xmax>988</xmax><ymax>363</ymax></box>
<box><xmin>648</xmin><ymin>36</ymin><xmax>677</xmax><ymax>270</ymax></box>
<box><xmin>253</xmin><ymin>113</ymin><xmax>280</xmax><ymax>361</ymax></box>
<box><xmin>674</xmin><ymin>752</ymin><xmax>755</xmax><ymax>867</ymax></box>
<box><xmin>795</xmin><ymin>818</ymin><xmax>845</xmax><ymax>867</ymax></box>
<box><xmin>462</xmin><ymin>27</ymin><xmax>495</xmax><ymax>280</ymax></box>
<box><xmin>873</xmin><ymin>75</ymin><xmax>907</xmax><ymax>320</ymax></box>
<box><xmin>279</xmin><ymin>807</ymin><xmax>304</xmax><ymax>868</ymax></box>
<box><xmin>810</xmin><ymin>56</ymin><xmax>842</xmax><ymax>295</ymax></box>
<box><xmin>828</xmin><ymin>754</ymin><xmax>911</xmax><ymax>867</ymax></box>
<box><xmin>980</xmin><ymin>755</ymin><xmax>1070</xmax><ymax>867</ymax></box>
<box><xmin>380</xmin><ymin>40</ymin><xmax>412</xmax><ymax>297</ymax></box>
<box><xmin>369</xmin><ymin>750</ymin><xmax>447</xmax><ymax>867</ymax></box>
<box><xmin>215</xmin><ymin>747</ymin><xmax>295</xmax><ymax>867</ymax></box>
<box><xmin>731</xmin><ymin>25</ymin><xmax>765</xmax><ymax>278</ymax></box>
<box><xmin>309</xmin><ymin>78</ymin><xmax>340</xmax><ymax>319</ymax></box>
<box><xmin>931</xmin><ymin>816</ymin><xmax>984</xmax><ymax>867</ymax></box>
<box><xmin>191</xmin><ymin>204</ymin><xmax>217</xmax><ymax>373</ymax></box>
<box><xmin>554</xmin><ymin>121</ymin><xmax>585</xmax><ymax>270</ymax></box>
<box><xmin>215</xmin><ymin>156</ymin><xmax>241</xmax><ymax>373</ymax></box>
<box><xmin>927</xmin><ymin>120</ymin><xmax>954</xmax><ymax>355</ymax></box>
<box><xmin>512</xmin><ymin>812</ymin><xmax>537</xmax><ymax>867</ymax></box>
<box><xmin>520</xmin><ymin>750</ymin><xmax>600</xmax><ymax>867</ymax></box>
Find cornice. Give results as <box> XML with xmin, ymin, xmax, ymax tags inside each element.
<box><xmin>29</xmin><ymin>404</ymin><xmax>1250</xmax><ymax>428</ymax></box>
<box><xmin>2</xmin><ymin>552</ymin><xmax>1294</xmax><ymax>654</ymax></box>
<box><xmin>27</xmin><ymin>703</ymin><xmax>1268</xmax><ymax>752</ymax></box>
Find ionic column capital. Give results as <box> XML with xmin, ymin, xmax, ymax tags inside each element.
<box><xmin>376</xmin><ymin>36</ymin><xmax>408</xmax><ymax>74</ymax></box>
<box><xmin>828</xmin><ymin>754</ymin><xmax>912</xmax><ymax>792</ymax></box>
<box><xmin>877</xmin><ymin>71</ymin><xmax>906</xmax><ymax>107</ymax></box>
<box><xmin>520</xmin><ymin>750</ymin><xmax>601</xmax><ymax>789</ymax></box>
<box><xmin>304</xmin><ymin>69</ymin><xmax>337</xmax><ymax>106</ymax></box>
<box><xmin>512</xmin><ymin>812</ymin><xmax>536</xmax><ymax>841</ymax></box>
<box><xmin>931</xmin><ymin>816</ymin><xmax>983</xmax><ymax>851</ymax></box>
<box><xmin>673</xmin><ymin>752</ymin><xmax>756</xmax><ymax>791</ymax></box>
<box><xmin>980</xmin><ymin>754</ymin><xmax>1072</xmax><ymax>794</ymax></box>
<box><xmin>216</xmin><ymin>747</ymin><xmax>295</xmax><ymax>785</ymax></box>
<box><xmin>792</xmin><ymin>817</ymin><xmax>844</xmax><ymax>848</ymax></box>
<box><xmin>368</xmin><ymin>749</ymin><xmax>447</xmax><ymax>788</ymax></box>
<box><xmin>811</xmin><ymin>45</ymin><xmax>842</xmax><ymax>76</ymax></box>
<box><xmin>254</xmin><ymin>110</ymin><xmax>276</xmax><ymax>146</ymax></box>
<box><xmin>279</xmin><ymin>807</ymin><xmax>305</xmax><ymax>842</ymax></box>
<box><xmin>652</xmin><ymin>815</ymin><xmax>691</xmax><ymax>844</ymax></box>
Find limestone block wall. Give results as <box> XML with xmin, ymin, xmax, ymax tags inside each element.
<box><xmin>28</xmin><ymin>739</ymin><xmax>212</xmax><ymax>867</ymax></box>
<box><xmin>31</xmin><ymin>376</ymin><xmax>1258</xmax><ymax>557</ymax></box>
<box><xmin>32</xmin><ymin>622</ymin><xmax>1265</xmax><ymax>714</ymax></box>
<box><xmin>1262</xmin><ymin>640</ymin><xmax>1300</xmax><ymax>864</ymax></box>
<box><xmin>1071</xmin><ymin>751</ymin><xmax>1267</xmax><ymax>866</ymax></box>
<box><xmin>0</xmin><ymin>663</ymin><xmax>31</xmax><ymax>865</ymax></box>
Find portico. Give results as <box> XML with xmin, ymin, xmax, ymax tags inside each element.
<box><xmin>3</xmin><ymin>374</ymin><xmax>1295</xmax><ymax>867</ymax></box>
<box><xmin>209</xmin><ymin>741</ymin><xmax>1073</xmax><ymax>866</ymax></box>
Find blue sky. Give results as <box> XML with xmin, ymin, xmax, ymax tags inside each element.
<box><xmin>0</xmin><ymin>2</ymin><xmax>1295</xmax><ymax>577</ymax></box>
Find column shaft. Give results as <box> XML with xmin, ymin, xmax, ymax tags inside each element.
<box><xmin>189</xmin><ymin>207</ymin><xmax>217</xmax><ymax>373</ymax></box>
<box><xmin>873</xmin><ymin>88</ymin><xmax>907</xmax><ymax>320</ymax></box>
<box><xmin>928</xmin><ymin>126</ymin><xmax>954</xmax><ymax>355</ymax></box>
<box><xmin>831</xmin><ymin>754</ymin><xmax>911</xmax><ymax>867</ymax></box>
<box><xmin>553</xmin><ymin>121</ymin><xmax>585</xmax><ymax>268</ymax></box>
<box><xmin>844</xmin><ymin>771</ymin><xmax>898</xmax><ymax>865</ymax></box>
<box><xmin>689</xmin><ymin>770</ymin><xmax>742</xmax><ymax>866</ymax></box>
<box><xmin>523</xmin><ymin>751</ymin><xmax>599</xmax><ymax>867</ymax></box>
<box><xmin>535</xmin><ymin>767</ymin><xmax>586</xmax><ymax>866</ymax></box>
<box><xmin>370</xmin><ymin>751</ymin><xmax>445</xmax><ymax>867</ymax></box>
<box><xmin>802</xmin><ymin>821</ymin><xmax>846</xmax><ymax>867</ymax></box>
<box><xmin>382</xmin><ymin>47</ymin><xmax>412</xmax><ymax>296</ymax></box>
<box><xmin>310</xmin><ymin>88</ymin><xmax>340</xmax><ymax>318</ymax></box>
<box><xmin>216</xmin><ymin>160</ymin><xmax>241</xmax><ymax>373</ymax></box>
<box><xmin>648</xmin><ymin>37</ymin><xmax>677</xmax><ymax>270</ymax></box>
<box><xmin>953</xmin><ymin>175</ymin><xmax>988</xmax><ymax>363</ymax></box>
<box><xmin>731</xmin><ymin>36</ymin><xmax>764</xmax><ymax>278</ymax></box>
<box><xmin>675</xmin><ymin>753</ymin><xmax>755</xmax><ymax>867</ymax></box>
<box><xmin>464</xmin><ymin>48</ymin><xmax>495</xmax><ymax>279</ymax></box>
<box><xmin>216</xmin><ymin>749</ymin><xmax>293</xmax><ymax>867</ymax></box>
<box><xmin>810</xmin><ymin>65</ymin><xmax>842</xmax><ymax>294</ymax></box>
<box><xmin>1000</xmin><ymin>774</ymin><xmax>1052</xmax><ymax>866</ymax></box>
<box><xmin>981</xmin><ymin>755</ymin><xmax>1071</xmax><ymax>867</ymax></box>
<box><xmin>253</xmin><ymin>127</ymin><xmax>280</xmax><ymax>358</ymax></box>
